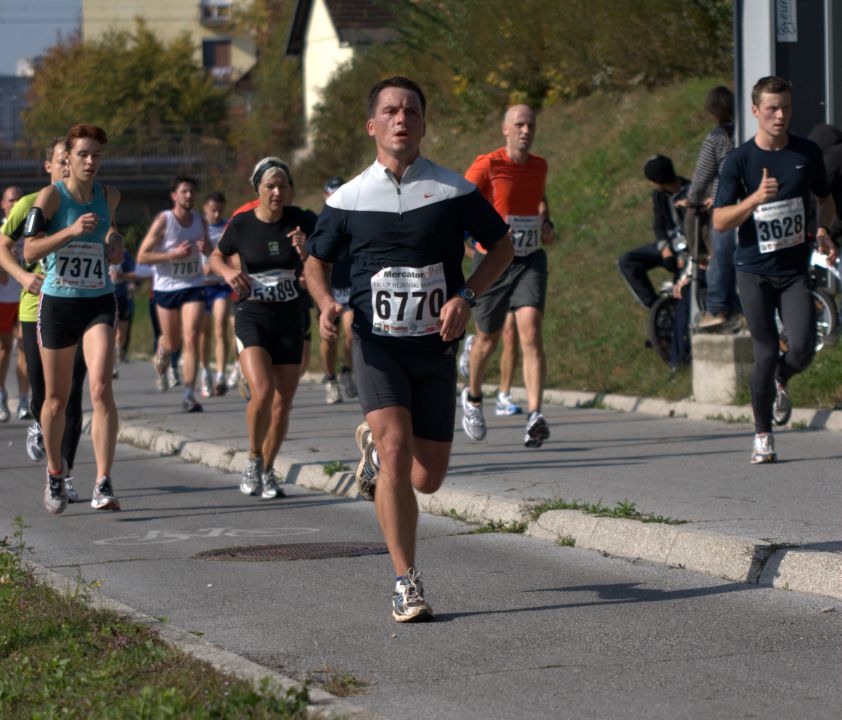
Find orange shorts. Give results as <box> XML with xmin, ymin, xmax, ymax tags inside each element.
<box><xmin>0</xmin><ymin>302</ymin><xmax>19</xmax><ymax>334</ymax></box>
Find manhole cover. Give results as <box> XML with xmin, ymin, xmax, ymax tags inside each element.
<box><xmin>192</xmin><ymin>542</ymin><xmax>388</xmax><ymax>562</ymax></box>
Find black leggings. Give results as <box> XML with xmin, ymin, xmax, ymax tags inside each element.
<box><xmin>737</xmin><ymin>272</ymin><xmax>816</xmax><ymax>434</ymax></box>
<box><xmin>20</xmin><ymin>321</ymin><xmax>88</xmax><ymax>471</ymax></box>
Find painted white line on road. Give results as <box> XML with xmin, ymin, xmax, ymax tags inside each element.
<box><xmin>93</xmin><ymin>526</ymin><xmax>321</xmax><ymax>545</ymax></box>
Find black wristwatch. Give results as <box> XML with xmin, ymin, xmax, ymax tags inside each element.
<box><xmin>457</xmin><ymin>286</ymin><xmax>477</xmax><ymax>307</ymax></box>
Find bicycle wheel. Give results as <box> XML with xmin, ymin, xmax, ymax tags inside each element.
<box><xmin>648</xmin><ymin>295</ymin><xmax>678</xmax><ymax>364</ymax></box>
<box><xmin>777</xmin><ymin>288</ymin><xmax>838</xmax><ymax>353</ymax></box>
<box><xmin>813</xmin><ymin>288</ymin><xmax>837</xmax><ymax>351</ymax></box>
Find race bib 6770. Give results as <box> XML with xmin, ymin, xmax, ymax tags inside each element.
<box><xmin>370</xmin><ymin>263</ymin><xmax>446</xmax><ymax>337</ymax></box>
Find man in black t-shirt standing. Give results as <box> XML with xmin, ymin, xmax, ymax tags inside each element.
<box><xmin>305</xmin><ymin>77</ymin><xmax>513</xmax><ymax>623</ymax></box>
<box><xmin>713</xmin><ymin>76</ymin><xmax>837</xmax><ymax>464</ymax></box>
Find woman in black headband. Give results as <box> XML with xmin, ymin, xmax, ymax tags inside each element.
<box><xmin>208</xmin><ymin>157</ymin><xmax>315</xmax><ymax>498</ymax></box>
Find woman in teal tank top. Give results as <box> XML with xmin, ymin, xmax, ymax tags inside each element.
<box><xmin>23</xmin><ymin>124</ymin><xmax>124</xmax><ymax>514</ymax></box>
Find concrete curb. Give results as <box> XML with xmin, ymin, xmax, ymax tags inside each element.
<box><xmin>759</xmin><ymin>549</ymin><xmax>842</xmax><ymax>598</ymax></box>
<box><xmin>106</xmin><ymin>416</ymin><xmax>842</xmax><ymax>601</ymax></box>
<box><xmin>500</xmin><ymin>386</ymin><xmax>842</xmax><ymax>432</ymax></box>
<box><xmin>528</xmin><ymin>510</ymin><xmax>772</xmax><ymax>584</ymax></box>
<box><xmin>27</xmin><ymin>559</ymin><xmax>381</xmax><ymax>719</ymax></box>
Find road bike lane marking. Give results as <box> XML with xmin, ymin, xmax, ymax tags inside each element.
<box><xmin>93</xmin><ymin>526</ymin><xmax>321</xmax><ymax>545</ymax></box>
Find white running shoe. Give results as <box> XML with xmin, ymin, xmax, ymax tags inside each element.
<box><xmin>495</xmin><ymin>391</ymin><xmax>523</xmax><ymax>416</ymax></box>
<box><xmin>392</xmin><ymin>568</ymin><xmax>434</xmax><ymax>623</ymax></box>
<box><xmin>325</xmin><ymin>379</ymin><xmax>342</xmax><ymax>405</ymax></box>
<box><xmin>153</xmin><ymin>345</ymin><xmax>171</xmax><ymax>384</ymax></box>
<box><xmin>772</xmin><ymin>380</ymin><xmax>792</xmax><ymax>426</ymax></box>
<box><xmin>458</xmin><ymin>334</ymin><xmax>475</xmax><ymax>380</ymax></box>
<box><xmin>91</xmin><ymin>477</ymin><xmax>121</xmax><ymax>511</ymax></box>
<box><xmin>751</xmin><ymin>433</ymin><xmax>777</xmax><ymax>464</ymax></box>
<box><xmin>168</xmin><ymin>366</ymin><xmax>182</xmax><ymax>387</ymax></box>
<box><xmin>0</xmin><ymin>393</ymin><xmax>9</xmax><ymax>423</ymax></box>
<box><xmin>26</xmin><ymin>421</ymin><xmax>45</xmax><ymax>461</ymax></box>
<box><xmin>240</xmin><ymin>457</ymin><xmax>262</xmax><ymax>496</ymax></box>
<box><xmin>354</xmin><ymin>421</ymin><xmax>378</xmax><ymax>501</ymax></box>
<box><xmin>227</xmin><ymin>363</ymin><xmax>241</xmax><ymax>389</ymax></box>
<box><xmin>44</xmin><ymin>467</ymin><xmax>67</xmax><ymax>515</ymax></box>
<box><xmin>16</xmin><ymin>399</ymin><xmax>32</xmax><ymax>420</ymax></box>
<box><xmin>261</xmin><ymin>468</ymin><xmax>285</xmax><ymax>499</ymax></box>
<box><xmin>200</xmin><ymin>368</ymin><xmax>213</xmax><ymax>399</ymax></box>
<box><xmin>461</xmin><ymin>386</ymin><xmax>486</xmax><ymax>441</ymax></box>
<box><xmin>524</xmin><ymin>411</ymin><xmax>550</xmax><ymax>448</ymax></box>
<box><xmin>64</xmin><ymin>475</ymin><xmax>79</xmax><ymax>503</ymax></box>
<box><xmin>238</xmin><ymin>374</ymin><xmax>251</xmax><ymax>401</ymax></box>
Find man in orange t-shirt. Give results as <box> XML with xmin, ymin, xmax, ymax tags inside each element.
<box><xmin>461</xmin><ymin>104</ymin><xmax>555</xmax><ymax>448</ymax></box>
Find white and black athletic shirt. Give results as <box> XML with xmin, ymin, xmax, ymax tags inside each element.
<box><xmin>715</xmin><ymin>135</ymin><xmax>829</xmax><ymax>277</ymax></box>
<box><xmin>306</xmin><ymin>157</ymin><xmax>509</xmax><ymax>352</ymax></box>
<box><xmin>217</xmin><ymin>206</ymin><xmax>314</xmax><ymax>303</ymax></box>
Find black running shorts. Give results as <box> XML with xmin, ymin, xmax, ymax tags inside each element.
<box><xmin>38</xmin><ymin>293</ymin><xmax>117</xmax><ymax>349</ymax></box>
<box><xmin>234</xmin><ymin>301</ymin><xmax>303</xmax><ymax>365</ymax></box>
<box><xmin>472</xmin><ymin>248</ymin><xmax>548</xmax><ymax>334</ymax></box>
<box><xmin>352</xmin><ymin>334</ymin><xmax>457</xmax><ymax>442</ymax></box>
<box><xmin>154</xmin><ymin>287</ymin><xmax>206</xmax><ymax>310</ymax></box>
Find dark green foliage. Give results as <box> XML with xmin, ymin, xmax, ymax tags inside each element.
<box><xmin>23</xmin><ymin>20</ymin><xmax>229</xmax><ymax>146</ymax></box>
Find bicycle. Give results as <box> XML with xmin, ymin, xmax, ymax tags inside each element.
<box><xmin>648</xmin><ymin>223</ymin><xmax>838</xmax><ymax>362</ymax></box>
<box><xmin>647</xmin><ymin>204</ymin><xmax>708</xmax><ymax>364</ymax></box>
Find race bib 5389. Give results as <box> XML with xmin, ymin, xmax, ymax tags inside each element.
<box><xmin>247</xmin><ymin>268</ymin><xmax>298</xmax><ymax>303</ymax></box>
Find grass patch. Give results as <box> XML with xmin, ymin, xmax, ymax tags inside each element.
<box><xmin>307</xmin><ymin>666</ymin><xmax>370</xmax><ymax>697</ymax></box>
<box><xmin>556</xmin><ymin>535</ymin><xmax>576</xmax><ymax>547</ymax></box>
<box><xmin>322</xmin><ymin>461</ymin><xmax>351</xmax><ymax>477</ymax></box>
<box><xmin>468</xmin><ymin>521</ymin><xmax>527</xmax><ymax>535</ymax></box>
<box><xmin>443</xmin><ymin>509</ymin><xmax>527</xmax><ymax>535</ymax></box>
<box><xmin>575</xmin><ymin>396</ymin><xmax>608</xmax><ymax>410</ymax></box>
<box><xmin>704</xmin><ymin>413</ymin><xmax>753</xmax><ymax>425</ymax></box>
<box><xmin>0</xmin><ymin>517</ymin><xmax>309</xmax><ymax>719</ymax></box>
<box><xmin>531</xmin><ymin>498</ymin><xmax>684</xmax><ymax>525</ymax></box>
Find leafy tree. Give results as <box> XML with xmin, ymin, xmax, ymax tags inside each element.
<box><xmin>228</xmin><ymin>0</ymin><xmax>304</xmax><ymax>169</ymax></box>
<box><xmin>299</xmin><ymin>0</ymin><xmax>732</xmax><ymax>183</ymax></box>
<box><xmin>23</xmin><ymin>20</ymin><xmax>229</xmax><ymax>146</ymax></box>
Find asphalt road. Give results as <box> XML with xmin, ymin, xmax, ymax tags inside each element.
<box><xmin>1</xmin><ymin>416</ymin><xmax>839</xmax><ymax>719</ymax></box>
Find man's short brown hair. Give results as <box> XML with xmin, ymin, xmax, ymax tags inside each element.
<box><xmin>751</xmin><ymin>76</ymin><xmax>792</xmax><ymax>107</ymax></box>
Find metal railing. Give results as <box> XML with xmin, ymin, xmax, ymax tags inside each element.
<box><xmin>0</xmin><ymin>133</ymin><xmax>234</xmax><ymax>181</ymax></box>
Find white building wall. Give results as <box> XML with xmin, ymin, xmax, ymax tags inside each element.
<box><xmin>303</xmin><ymin>0</ymin><xmax>353</xmax><ymax>127</ymax></box>
<box><xmin>738</xmin><ymin>0</ymin><xmax>775</xmax><ymax>143</ymax></box>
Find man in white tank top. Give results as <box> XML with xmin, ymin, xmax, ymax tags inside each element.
<box><xmin>137</xmin><ymin>176</ymin><xmax>210</xmax><ymax>412</ymax></box>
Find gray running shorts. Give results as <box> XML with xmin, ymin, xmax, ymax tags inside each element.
<box><xmin>472</xmin><ymin>249</ymin><xmax>547</xmax><ymax>334</ymax></box>
<box><xmin>352</xmin><ymin>334</ymin><xmax>457</xmax><ymax>442</ymax></box>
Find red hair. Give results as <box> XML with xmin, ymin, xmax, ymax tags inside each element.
<box><xmin>65</xmin><ymin>124</ymin><xmax>108</xmax><ymax>151</ymax></box>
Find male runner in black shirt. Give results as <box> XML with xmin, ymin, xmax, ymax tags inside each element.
<box><xmin>305</xmin><ymin>77</ymin><xmax>513</xmax><ymax>622</ymax></box>
<box><xmin>714</xmin><ymin>76</ymin><xmax>837</xmax><ymax>463</ymax></box>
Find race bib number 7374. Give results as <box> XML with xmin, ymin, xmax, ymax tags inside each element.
<box><xmin>55</xmin><ymin>241</ymin><xmax>105</xmax><ymax>289</ymax></box>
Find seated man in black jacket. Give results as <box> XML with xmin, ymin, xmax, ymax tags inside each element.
<box><xmin>618</xmin><ymin>154</ymin><xmax>691</xmax><ymax>308</ymax></box>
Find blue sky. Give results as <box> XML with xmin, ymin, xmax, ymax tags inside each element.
<box><xmin>0</xmin><ymin>0</ymin><xmax>82</xmax><ymax>75</ymax></box>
